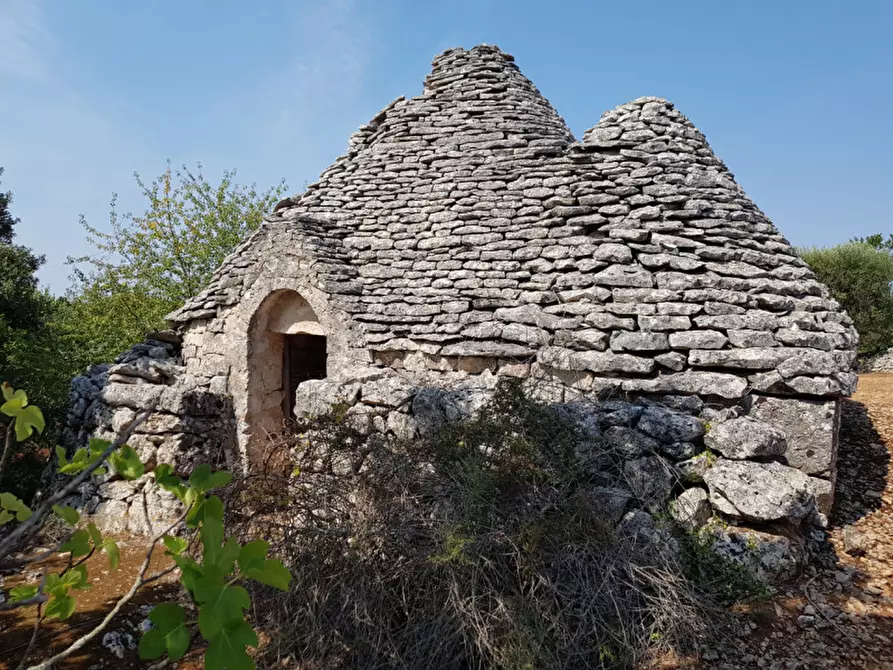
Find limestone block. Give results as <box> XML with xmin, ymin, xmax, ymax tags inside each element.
<box><xmin>609</xmin><ymin>331</ymin><xmax>669</xmax><ymax>352</ymax></box>
<box><xmin>603</xmin><ymin>426</ymin><xmax>661</xmax><ymax>459</ymax></box>
<box><xmin>688</xmin><ymin>348</ymin><xmax>790</xmax><ymax>370</ymax></box>
<box><xmin>671</xmin><ymin>488</ymin><xmax>712</xmax><ymax>530</ymax></box>
<box><xmin>668</xmin><ymin>330</ymin><xmax>727</xmax><ymax>350</ymax></box>
<box><xmin>676</xmin><ymin>452</ymin><xmax>713</xmax><ymax>484</ymax></box>
<box><xmin>747</xmin><ymin>396</ymin><xmax>839</xmax><ymax>477</ymax></box>
<box><xmin>636</xmin><ymin>406</ymin><xmax>705</xmax><ymax>443</ymax></box>
<box><xmin>707</xmin><ymin>525</ymin><xmax>805</xmax><ymax>583</ymax></box>
<box><xmin>588</xmin><ymin>486</ymin><xmax>633</xmax><ymax>525</ymax></box>
<box><xmin>703</xmin><ymin>459</ymin><xmax>816</xmax><ymax>523</ymax></box>
<box><xmin>623</xmin><ymin>455</ymin><xmax>674</xmax><ymax>512</ymax></box>
<box><xmin>621</xmin><ymin>370</ymin><xmax>747</xmax><ymax>399</ymax></box>
<box><xmin>704</xmin><ymin>417</ymin><xmax>786</xmax><ymax>460</ymax></box>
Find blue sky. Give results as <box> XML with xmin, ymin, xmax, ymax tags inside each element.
<box><xmin>2</xmin><ymin>0</ymin><xmax>891</xmax><ymax>293</ymax></box>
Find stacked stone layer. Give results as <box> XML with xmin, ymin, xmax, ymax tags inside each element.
<box><xmin>168</xmin><ymin>44</ymin><xmax>857</xmax><ymax>404</ymax></box>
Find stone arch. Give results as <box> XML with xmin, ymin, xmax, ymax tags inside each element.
<box><xmin>245</xmin><ymin>289</ymin><xmax>327</xmax><ymax>459</ymax></box>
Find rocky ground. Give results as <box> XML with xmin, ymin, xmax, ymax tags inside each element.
<box><xmin>695</xmin><ymin>373</ymin><xmax>893</xmax><ymax>669</ymax></box>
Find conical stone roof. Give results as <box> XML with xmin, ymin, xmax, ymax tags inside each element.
<box><xmin>169</xmin><ymin>45</ymin><xmax>858</xmax><ymax>401</ymax></box>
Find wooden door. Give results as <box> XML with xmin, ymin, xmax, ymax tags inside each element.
<box><xmin>283</xmin><ymin>334</ymin><xmax>327</xmax><ymax>419</ymax></box>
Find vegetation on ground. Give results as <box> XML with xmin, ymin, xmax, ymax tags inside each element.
<box><xmin>225</xmin><ymin>379</ymin><xmax>761</xmax><ymax>669</ymax></box>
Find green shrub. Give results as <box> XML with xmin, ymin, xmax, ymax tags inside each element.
<box><xmin>800</xmin><ymin>242</ymin><xmax>893</xmax><ymax>355</ymax></box>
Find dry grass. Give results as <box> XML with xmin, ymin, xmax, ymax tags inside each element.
<box><xmin>226</xmin><ymin>380</ymin><xmax>725</xmax><ymax>670</ymax></box>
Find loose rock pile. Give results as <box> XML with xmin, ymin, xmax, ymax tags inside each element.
<box><xmin>861</xmin><ymin>347</ymin><xmax>893</xmax><ymax>373</ymax></box>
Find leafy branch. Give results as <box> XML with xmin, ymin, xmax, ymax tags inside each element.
<box><xmin>0</xmin><ymin>384</ymin><xmax>292</xmax><ymax>670</ymax></box>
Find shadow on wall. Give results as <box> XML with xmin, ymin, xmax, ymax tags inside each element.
<box><xmin>60</xmin><ymin>343</ymin><xmax>240</xmax><ymax>534</ymax></box>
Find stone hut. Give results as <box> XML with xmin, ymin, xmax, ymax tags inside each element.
<box><xmin>67</xmin><ymin>45</ymin><xmax>857</xmax><ymax>570</ymax></box>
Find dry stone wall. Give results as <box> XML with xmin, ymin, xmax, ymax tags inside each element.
<box><xmin>862</xmin><ymin>347</ymin><xmax>893</xmax><ymax>373</ymax></box>
<box><xmin>64</xmin><ymin>333</ymin><xmax>236</xmax><ymax>534</ymax></box>
<box><xmin>169</xmin><ymin>45</ymin><xmax>857</xmax><ymax>409</ymax></box>
<box><xmin>290</xmin><ymin>365</ymin><xmax>827</xmax><ymax>582</ymax></box>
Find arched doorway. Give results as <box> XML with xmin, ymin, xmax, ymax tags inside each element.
<box><xmin>246</xmin><ymin>290</ymin><xmax>327</xmax><ymax>452</ymax></box>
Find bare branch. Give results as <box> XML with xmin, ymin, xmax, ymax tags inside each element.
<box><xmin>25</xmin><ymin>507</ymin><xmax>189</xmax><ymax>670</ymax></box>
<box><xmin>0</xmin><ymin>420</ymin><xmax>14</xmax><ymax>485</ymax></box>
<box><xmin>0</xmin><ymin>594</ymin><xmax>47</xmax><ymax>612</ymax></box>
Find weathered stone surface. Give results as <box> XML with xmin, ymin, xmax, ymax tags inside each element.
<box><xmin>668</xmin><ymin>330</ymin><xmax>727</xmax><ymax>350</ymax></box>
<box><xmin>603</xmin><ymin>426</ymin><xmax>661</xmax><ymax>459</ymax></box>
<box><xmin>622</xmin><ymin>371</ymin><xmax>747</xmax><ymax>399</ymax></box>
<box><xmin>707</xmin><ymin>525</ymin><xmax>805</xmax><ymax>583</ymax></box>
<box><xmin>412</xmin><ymin>388</ymin><xmax>474</xmax><ymax>435</ymax></box>
<box><xmin>671</xmin><ymin>487</ymin><xmax>712</xmax><ymax>530</ymax></box>
<box><xmin>704</xmin><ymin>459</ymin><xmax>817</xmax><ymax>523</ymax></box>
<box><xmin>654</xmin><ymin>352</ymin><xmax>687</xmax><ymax>371</ymax></box>
<box><xmin>539</xmin><ymin>347</ymin><xmax>654</xmax><ymax>374</ymax></box>
<box><xmin>676</xmin><ymin>452</ymin><xmax>713</xmax><ymax>483</ymax></box>
<box><xmin>609</xmin><ymin>331</ymin><xmax>668</xmax><ymax>352</ymax></box>
<box><xmin>704</xmin><ymin>417</ymin><xmax>787</xmax><ymax>460</ymax></box>
<box><xmin>624</xmin><ymin>455</ymin><xmax>675</xmax><ymax>512</ymax></box>
<box><xmin>637</xmin><ymin>406</ymin><xmax>705</xmax><ymax>443</ymax></box>
<box><xmin>588</xmin><ymin>486</ymin><xmax>634</xmax><ymax>525</ymax></box>
<box><xmin>592</xmin><ymin>265</ymin><xmax>654</xmax><ymax>288</ymax></box>
<box><xmin>748</xmin><ymin>396</ymin><xmax>839</xmax><ymax>476</ymax></box>
<box><xmin>688</xmin><ymin>348</ymin><xmax>790</xmax><ymax>370</ymax></box>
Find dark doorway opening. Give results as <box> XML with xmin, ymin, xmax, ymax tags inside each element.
<box><xmin>283</xmin><ymin>334</ymin><xmax>328</xmax><ymax>419</ymax></box>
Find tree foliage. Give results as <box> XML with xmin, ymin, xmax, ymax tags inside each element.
<box><xmin>0</xmin><ymin>169</ymin><xmax>65</xmax><ymax>498</ymax></box>
<box><xmin>0</xmin><ymin>168</ymin><xmax>49</xmax><ymax>336</ymax></box>
<box><xmin>69</xmin><ymin>163</ymin><xmax>287</xmax><ymax>354</ymax></box>
<box><xmin>800</xmin><ymin>239</ymin><xmax>893</xmax><ymax>355</ymax></box>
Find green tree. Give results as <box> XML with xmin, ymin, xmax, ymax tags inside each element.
<box><xmin>854</xmin><ymin>232</ymin><xmax>893</xmax><ymax>252</ymax></box>
<box><xmin>800</xmin><ymin>241</ymin><xmax>893</xmax><ymax>355</ymax></box>
<box><xmin>69</xmin><ymin>163</ymin><xmax>287</xmax><ymax>359</ymax></box>
<box><xmin>0</xmin><ymin>169</ymin><xmax>68</xmax><ymax>498</ymax></box>
<box><xmin>0</xmin><ymin>168</ymin><xmax>48</xmax><ymax>335</ymax></box>
<box><xmin>0</xmin><ymin>166</ymin><xmax>19</xmax><ymax>244</ymax></box>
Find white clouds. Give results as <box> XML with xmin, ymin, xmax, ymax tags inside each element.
<box><xmin>0</xmin><ymin>0</ymin><xmax>52</xmax><ymax>81</ymax></box>
<box><xmin>0</xmin><ymin>1</ymin><xmax>154</xmax><ymax>292</ymax></box>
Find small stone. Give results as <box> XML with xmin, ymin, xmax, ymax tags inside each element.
<box><xmin>637</xmin><ymin>405</ymin><xmax>705</xmax><ymax>443</ymax></box>
<box><xmin>671</xmin><ymin>487</ymin><xmax>712</xmax><ymax>530</ymax></box>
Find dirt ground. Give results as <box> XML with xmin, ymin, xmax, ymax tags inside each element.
<box><xmin>0</xmin><ymin>539</ymin><xmax>201</xmax><ymax>669</ymax></box>
<box><xmin>2</xmin><ymin>374</ymin><xmax>892</xmax><ymax>669</ymax></box>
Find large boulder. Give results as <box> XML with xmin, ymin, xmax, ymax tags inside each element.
<box><xmin>703</xmin><ymin>459</ymin><xmax>817</xmax><ymax>523</ymax></box>
<box><xmin>747</xmin><ymin>396</ymin><xmax>839</xmax><ymax>477</ymax></box>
